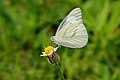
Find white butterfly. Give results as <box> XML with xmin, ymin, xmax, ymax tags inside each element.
<box><xmin>51</xmin><ymin>8</ymin><xmax>88</xmax><ymax>48</ymax></box>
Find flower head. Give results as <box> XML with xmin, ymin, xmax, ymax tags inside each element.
<box><xmin>40</xmin><ymin>46</ymin><xmax>60</xmax><ymax>64</ymax></box>
<box><xmin>40</xmin><ymin>46</ymin><xmax>56</xmax><ymax>57</ymax></box>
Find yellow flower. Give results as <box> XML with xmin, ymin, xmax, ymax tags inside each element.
<box><xmin>40</xmin><ymin>46</ymin><xmax>60</xmax><ymax>64</ymax></box>
<box><xmin>40</xmin><ymin>46</ymin><xmax>59</xmax><ymax>57</ymax></box>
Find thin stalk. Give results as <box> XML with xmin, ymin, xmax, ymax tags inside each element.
<box><xmin>55</xmin><ymin>63</ymin><xmax>65</xmax><ymax>80</ymax></box>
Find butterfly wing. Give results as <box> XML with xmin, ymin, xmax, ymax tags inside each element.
<box><xmin>55</xmin><ymin>8</ymin><xmax>82</xmax><ymax>35</ymax></box>
<box><xmin>51</xmin><ymin>8</ymin><xmax>88</xmax><ymax>48</ymax></box>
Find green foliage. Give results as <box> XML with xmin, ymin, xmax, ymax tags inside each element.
<box><xmin>0</xmin><ymin>0</ymin><xmax>120</xmax><ymax>80</ymax></box>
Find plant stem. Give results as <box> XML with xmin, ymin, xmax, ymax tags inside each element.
<box><xmin>55</xmin><ymin>63</ymin><xmax>65</xmax><ymax>80</ymax></box>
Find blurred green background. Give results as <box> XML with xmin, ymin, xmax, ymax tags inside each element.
<box><xmin>0</xmin><ymin>0</ymin><xmax>120</xmax><ymax>80</ymax></box>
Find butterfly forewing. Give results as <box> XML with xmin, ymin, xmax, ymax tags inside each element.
<box><xmin>56</xmin><ymin>8</ymin><xmax>82</xmax><ymax>35</ymax></box>
<box><xmin>68</xmin><ymin>8</ymin><xmax>82</xmax><ymax>22</ymax></box>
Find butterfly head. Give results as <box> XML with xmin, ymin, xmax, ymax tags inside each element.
<box><xmin>51</xmin><ymin>36</ymin><xmax>60</xmax><ymax>45</ymax></box>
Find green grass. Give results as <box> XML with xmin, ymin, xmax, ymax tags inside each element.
<box><xmin>0</xmin><ymin>0</ymin><xmax>120</xmax><ymax>80</ymax></box>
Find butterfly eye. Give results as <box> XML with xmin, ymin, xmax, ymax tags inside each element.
<box><xmin>50</xmin><ymin>36</ymin><xmax>54</xmax><ymax>41</ymax></box>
